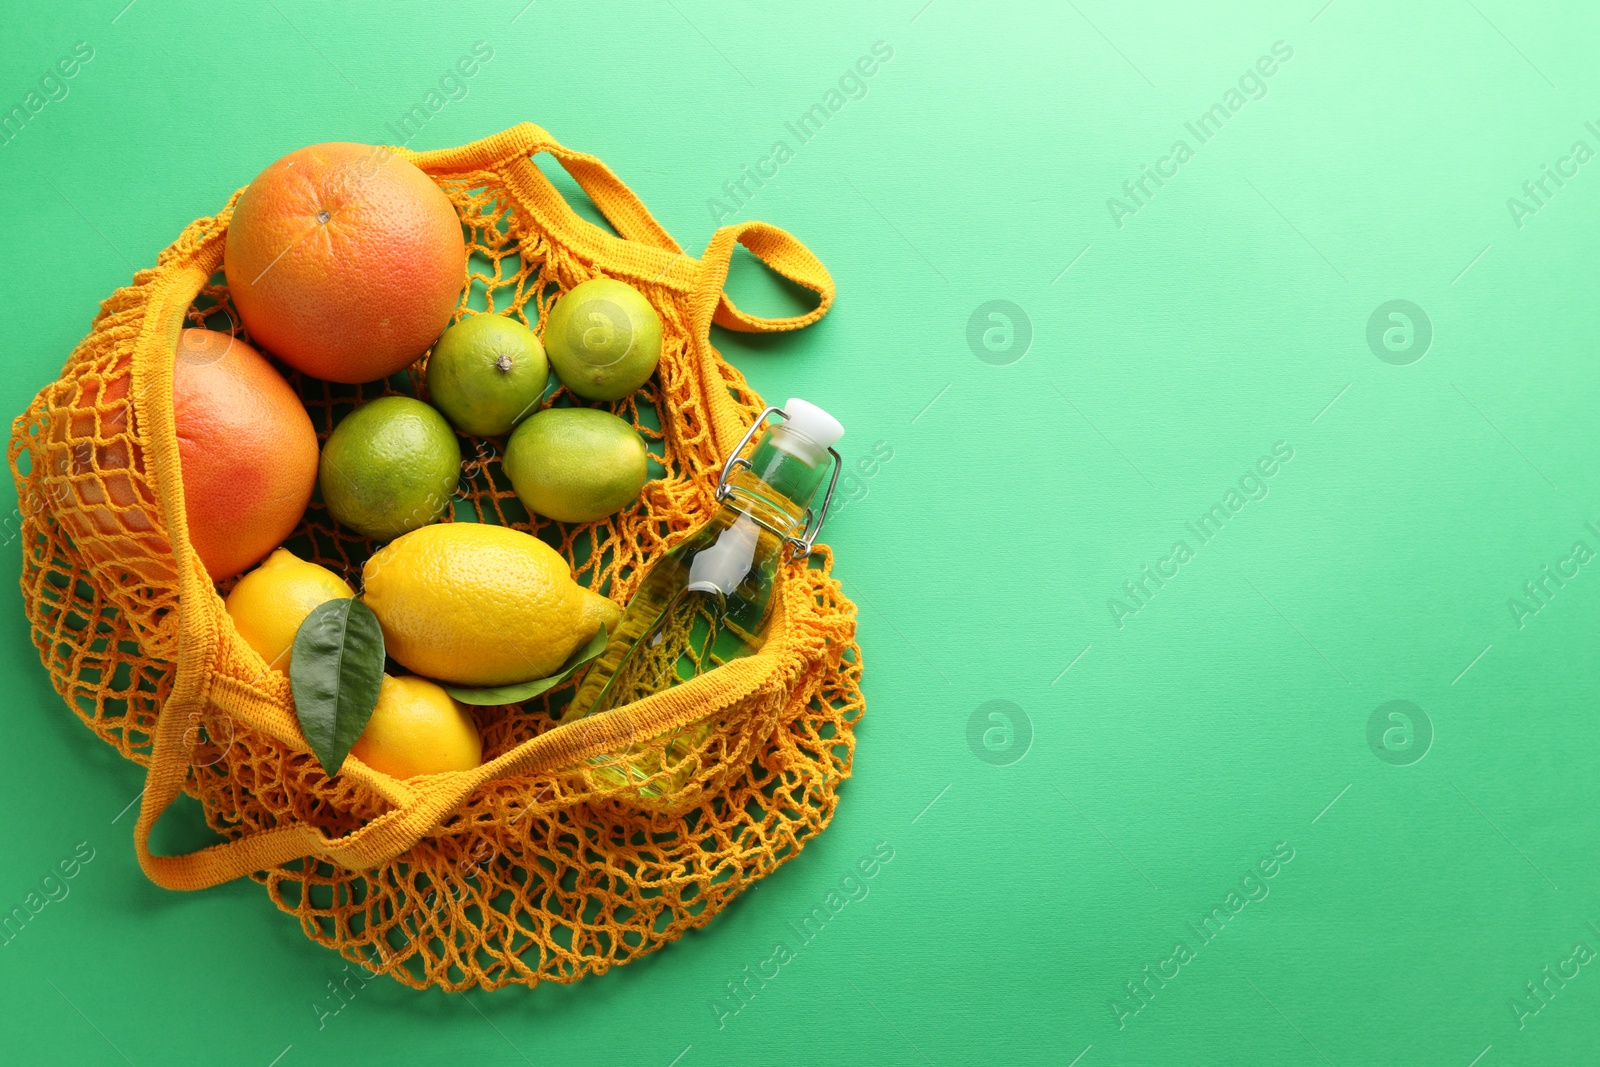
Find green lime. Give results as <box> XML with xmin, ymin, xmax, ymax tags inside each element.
<box><xmin>319</xmin><ymin>396</ymin><xmax>461</xmax><ymax>542</ymax></box>
<box><xmin>543</xmin><ymin>278</ymin><xmax>662</xmax><ymax>401</ymax></box>
<box><xmin>425</xmin><ymin>314</ymin><xmax>549</xmax><ymax>437</ymax></box>
<box><xmin>504</xmin><ymin>407</ymin><xmax>648</xmax><ymax>523</ymax></box>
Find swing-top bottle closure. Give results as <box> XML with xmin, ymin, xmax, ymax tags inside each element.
<box><xmin>713</xmin><ymin>398</ymin><xmax>844</xmax><ymax>561</ymax></box>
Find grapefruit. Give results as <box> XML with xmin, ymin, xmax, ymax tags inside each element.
<box><xmin>223</xmin><ymin>142</ymin><xmax>466</xmax><ymax>384</ymax></box>
<box><xmin>43</xmin><ymin>330</ymin><xmax>316</xmax><ymax>584</ymax></box>
<box><xmin>173</xmin><ymin>328</ymin><xmax>318</xmax><ymax>579</ymax></box>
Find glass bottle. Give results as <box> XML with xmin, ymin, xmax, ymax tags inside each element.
<box><xmin>564</xmin><ymin>399</ymin><xmax>844</xmax><ymax>795</ymax></box>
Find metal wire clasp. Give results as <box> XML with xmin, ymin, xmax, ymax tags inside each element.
<box><xmin>713</xmin><ymin>406</ymin><xmax>842</xmax><ymax>561</ymax></box>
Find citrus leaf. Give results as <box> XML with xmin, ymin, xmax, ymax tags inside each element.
<box><xmin>289</xmin><ymin>598</ymin><xmax>386</xmax><ymax>776</ymax></box>
<box><xmin>444</xmin><ymin>625</ymin><xmax>608</xmax><ymax>706</ymax></box>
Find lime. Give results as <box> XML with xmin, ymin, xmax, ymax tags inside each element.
<box><xmin>543</xmin><ymin>278</ymin><xmax>662</xmax><ymax>401</ymax></box>
<box><xmin>504</xmin><ymin>408</ymin><xmax>648</xmax><ymax>523</ymax></box>
<box><xmin>426</xmin><ymin>314</ymin><xmax>549</xmax><ymax>436</ymax></box>
<box><xmin>319</xmin><ymin>396</ymin><xmax>461</xmax><ymax>541</ymax></box>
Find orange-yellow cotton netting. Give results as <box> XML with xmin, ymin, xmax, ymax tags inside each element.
<box><xmin>7</xmin><ymin>123</ymin><xmax>863</xmax><ymax>991</ymax></box>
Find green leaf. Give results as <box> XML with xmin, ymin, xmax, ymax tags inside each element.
<box><xmin>444</xmin><ymin>625</ymin><xmax>609</xmax><ymax>706</ymax></box>
<box><xmin>289</xmin><ymin>598</ymin><xmax>387</xmax><ymax>777</ymax></box>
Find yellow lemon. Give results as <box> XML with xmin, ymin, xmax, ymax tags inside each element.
<box><xmin>224</xmin><ymin>548</ymin><xmax>355</xmax><ymax>672</ymax></box>
<box><xmin>349</xmin><ymin>674</ymin><xmax>482</xmax><ymax>778</ymax></box>
<box><xmin>362</xmin><ymin>523</ymin><xmax>620</xmax><ymax>687</ymax></box>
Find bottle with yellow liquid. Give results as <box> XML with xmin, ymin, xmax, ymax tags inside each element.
<box><xmin>564</xmin><ymin>399</ymin><xmax>844</xmax><ymax>795</ymax></box>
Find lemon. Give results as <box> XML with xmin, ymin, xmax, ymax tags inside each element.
<box><xmin>543</xmin><ymin>278</ymin><xmax>662</xmax><ymax>400</ymax></box>
<box><xmin>319</xmin><ymin>396</ymin><xmax>461</xmax><ymax>542</ymax></box>
<box><xmin>426</xmin><ymin>314</ymin><xmax>549</xmax><ymax>437</ymax></box>
<box><xmin>362</xmin><ymin>522</ymin><xmax>621</xmax><ymax>687</ymax></box>
<box><xmin>348</xmin><ymin>674</ymin><xmax>482</xmax><ymax>778</ymax></box>
<box><xmin>224</xmin><ymin>548</ymin><xmax>354</xmax><ymax>672</ymax></box>
<box><xmin>504</xmin><ymin>408</ymin><xmax>648</xmax><ymax>523</ymax></box>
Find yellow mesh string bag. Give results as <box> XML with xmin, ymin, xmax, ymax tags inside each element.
<box><xmin>8</xmin><ymin>123</ymin><xmax>863</xmax><ymax>991</ymax></box>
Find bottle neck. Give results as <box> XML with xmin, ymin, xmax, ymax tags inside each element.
<box><xmin>722</xmin><ymin>425</ymin><xmax>829</xmax><ymax>537</ymax></box>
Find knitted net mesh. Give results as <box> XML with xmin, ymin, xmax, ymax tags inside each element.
<box><xmin>8</xmin><ymin>126</ymin><xmax>861</xmax><ymax>991</ymax></box>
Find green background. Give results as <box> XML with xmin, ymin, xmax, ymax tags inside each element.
<box><xmin>2</xmin><ymin>0</ymin><xmax>1598</xmax><ymax>1063</ymax></box>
